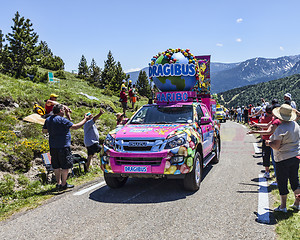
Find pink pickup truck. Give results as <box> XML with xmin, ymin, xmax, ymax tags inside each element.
<box><xmin>101</xmin><ymin>91</ymin><xmax>220</xmax><ymax>191</ymax></box>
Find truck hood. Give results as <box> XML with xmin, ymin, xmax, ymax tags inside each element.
<box><xmin>112</xmin><ymin>123</ymin><xmax>190</xmax><ymax>139</ymax></box>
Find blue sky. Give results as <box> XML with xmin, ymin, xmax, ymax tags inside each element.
<box><xmin>1</xmin><ymin>0</ymin><xmax>300</xmax><ymax>73</ymax></box>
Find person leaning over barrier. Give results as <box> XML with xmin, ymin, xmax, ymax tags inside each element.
<box><xmin>42</xmin><ymin>104</ymin><xmax>93</xmax><ymax>190</ymax></box>
<box><xmin>266</xmin><ymin>104</ymin><xmax>300</xmax><ymax>212</ymax></box>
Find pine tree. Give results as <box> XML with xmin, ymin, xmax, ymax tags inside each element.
<box><xmin>39</xmin><ymin>41</ymin><xmax>53</xmax><ymax>57</ymax></box>
<box><xmin>88</xmin><ymin>58</ymin><xmax>101</xmax><ymax>84</ymax></box>
<box><xmin>38</xmin><ymin>41</ymin><xmax>64</xmax><ymax>70</ymax></box>
<box><xmin>101</xmin><ymin>50</ymin><xmax>116</xmax><ymax>88</ymax></box>
<box><xmin>136</xmin><ymin>70</ymin><xmax>151</xmax><ymax>97</ymax></box>
<box><xmin>78</xmin><ymin>55</ymin><xmax>89</xmax><ymax>79</ymax></box>
<box><xmin>5</xmin><ymin>11</ymin><xmax>41</xmax><ymax>78</ymax></box>
<box><xmin>109</xmin><ymin>61</ymin><xmax>128</xmax><ymax>92</ymax></box>
<box><xmin>0</xmin><ymin>30</ymin><xmax>4</xmax><ymax>70</ymax></box>
<box><xmin>0</xmin><ymin>29</ymin><xmax>4</xmax><ymax>50</ymax></box>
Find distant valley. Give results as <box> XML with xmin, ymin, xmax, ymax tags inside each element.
<box><xmin>126</xmin><ymin>54</ymin><xmax>300</xmax><ymax>93</ymax></box>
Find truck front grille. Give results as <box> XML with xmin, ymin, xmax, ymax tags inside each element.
<box><xmin>115</xmin><ymin>157</ymin><xmax>162</xmax><ymax>166</ymax></box>
<box><xmin>123</xmin><ymin>146</ymin><xmax>152</xmax><ymax>151</ymax></box>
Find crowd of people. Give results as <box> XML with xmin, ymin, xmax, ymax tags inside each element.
<box><xmin>42</xmin><ymin>88</ymin><xmax>133</xmax><ymax>191</ymax></box>
<box><xmin>227</xmin><ymin>92</ymin><xmax>300</xmax><ymax>213</ymax></box>
<box><xmin>42</xmin><ymin>80</ymin><xmax>140</xmax><ymax>191</ymax></box>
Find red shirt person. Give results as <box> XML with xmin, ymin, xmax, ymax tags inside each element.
<box><xmin>120</xmin><ymin>87</ymin><xmax>127</xmax><ymax>116</ymax></box>
<box><xmin>45</xmin><ymin>93</ymin><xmax>72</xmax><ymax>120</ymax></box>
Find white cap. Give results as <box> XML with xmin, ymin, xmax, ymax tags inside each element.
<box><xmin>284</xmin><ymin>93</ymin><xmax>292</xmax><ymax>100</ymax></box>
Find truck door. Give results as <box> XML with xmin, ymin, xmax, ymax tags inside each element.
<box><xmin>196</xmin><ymin>105</ymin><xmax>208</xmax><ymax>157</ymax></box>
<box><xmin>199</xmin><ymin>104</ymin><xmax>214</xmax><ymax>156</ymax></box>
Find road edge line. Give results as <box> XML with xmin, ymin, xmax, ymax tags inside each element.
<box><xmin>256</xmin><ymin>173</ymin><xmax>270</xmax><ymax>224</ymax></box>
<box><xmin>73</xmin><ymin>181</ymin><xmax>106</xmax><ymax>196</ymax></box>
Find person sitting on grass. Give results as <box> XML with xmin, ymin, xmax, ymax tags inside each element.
<box><xmin>84</xmin><ymin>109</ymin><xmax>104</xmax><ymax>171</ymax></box>
<box><xmin>116</xmin><ymin>113</ymin><xmax>126</xmax><ymax>126</ymax></box>
<box><xmin>45</xmin><ymin>93</ymin><xmax>72</xmax><ymax>120</ymax></box>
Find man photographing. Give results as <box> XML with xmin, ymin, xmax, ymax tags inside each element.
<box><xmin>42</xmin><ymin>104</ymin><xmax>92</xmax><ymax>190</ymax></box>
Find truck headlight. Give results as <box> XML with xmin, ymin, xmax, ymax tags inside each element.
<box><xmin>165</xmin><ymin>133</ymin><xmax>186</xmax><ymax>149</ymax></box>
<box><xmin>104</xmin><ymin>134</ymin><xmax>115</xmax><ymax>149</ymax></box>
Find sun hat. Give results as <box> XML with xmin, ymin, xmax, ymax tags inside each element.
<box><xmin>284</xmin><ymin>93</ymin><xmax>292</xmax><ymax>100</ymax></box>
<box><xmin>122</xmin><ymin>79</ymin><xmax>126</xmax><ymax>83</ymax></box>
<box><xmin>50</xmin><ymin>93</ymin><xmax>58</xmax><ymax>98</ymax></box>
<box><xmin>272</xmin><ymin>104</ymin><xmax>297</xmax><ymax>121</ymax></box>
<box><xmin>129</xmin><ymin>80</ymin><xmax>132</xmax><ymax>83</ymax></box>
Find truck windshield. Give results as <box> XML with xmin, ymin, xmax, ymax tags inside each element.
<box><xmin>130</xmin><ymin>105</ymin><xmax>193</xmax><ymax>124</ymax></box>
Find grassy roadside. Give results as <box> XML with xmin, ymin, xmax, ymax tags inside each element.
<box><xmin>0</xmin><ymin>167</ymin><xmax>103</xmax><ymax>221</ymax></box>
<box><xmin>243</xmin><ymin>122</ymin><xmax>300</xmax><ymax>240</ymax></box>
<box><xmin>0</xmin><ymin>71</ymin><xmax>148</xmax><ymax>221</ymax></box>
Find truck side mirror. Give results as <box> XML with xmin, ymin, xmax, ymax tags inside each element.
<box><xmin>200</xmin><ymin>116</ymin><xmax>212</xmax><ymax>125</ymax></box>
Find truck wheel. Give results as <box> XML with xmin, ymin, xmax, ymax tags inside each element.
<box><xmin>211</xmin><ymin>137</ymin><xmax>220</xmax><ymax>164</ymax></box>
<box><xmin>183</xmin><ymin>152</ymin><xmax>202</xmax><ymax>191</ymax></box>
<box><xmin>104</xmin><ymin>173</ymin><xmax>128</xmax><ymax>188</ymax></box>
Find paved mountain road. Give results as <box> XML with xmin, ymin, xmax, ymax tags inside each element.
<box><xmin>0</xmin><ymin>121</ymin><xmax>276</xmax><ymax>240</ymax></box>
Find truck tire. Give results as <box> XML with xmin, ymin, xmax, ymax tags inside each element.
<box><xmin>104</xmin><ymin>173</ymin><xmax>128</xmax><ymax>188</ymax></box>
<box><xmin>211</xmin><ymin>136</ymin><xmax>220</xmax><ymax>164</ymax></box>
<box><xmin>183</xmin><ymin>152</ymin><xmax>202</xmax><ymax>191</ymax></box>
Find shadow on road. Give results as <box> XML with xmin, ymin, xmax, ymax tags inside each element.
<box><xmin>89</xmin><ymin>164</ymin><xmax>214</xmax><ymax>204</ymax></box>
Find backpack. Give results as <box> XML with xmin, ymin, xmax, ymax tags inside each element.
<box><xmin>33</xmin><ymin>104</ymin><xmax>46</xmax><ymax>116</ymax></box>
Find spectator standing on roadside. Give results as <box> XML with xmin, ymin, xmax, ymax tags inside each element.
<box><xmin>128</xmin><ymin>84</ymin><xmax>137</xmax><ymax>109</ymax></box>
<box><xmin>84</xmin><ymin>109</ymin><xmax>104</xmax><ymax>171</ymax></box>
<box><xmin>266</xmin><ymin>104</ymin><xmax>300</xmax><ymax>212</ymax></box>
<box><xmin>248</xmin><ymin>104</ymin><xmax>281</xmax><ymax>182</ymax></box>
<box><xmin>131</xmin><ymin>84</ymin><xmax>137</xmax><ymax>109</ymax></box>
<box><xmin>249</xmin><ymin>103</ymin><xmax>262</xmax><ymax>123</ymax></box>
<box><xmin>284</xmin><ymin>93</ymin><xmax>296</xmax><ymax>109</ymax></box>
<box><xmin>236</xmin><ymin>106</ymin><xmax>242</xmax><ymax>123</ymax></box>
<box><xmin>243</xmin><ymin>105</ymin><xmax>249</xmax><ymax>124</ymax></box>
<box><xmin>248</xmin><ymin>104</ymin><xmax>253</xmax><ymax>122</ymax></box>
<box><xmin>45</xmin><ymin>93</ymin><xmax>72</xmax><ymax>120</ymax></box>
<box><xmin>233</xmin><ymin>107</ymin><xmax>237</xmax><ymax>121</ymax></box>
<box><xmin>120</xmin><ymin>87</ymin><xmax>128</xmax><ymax>116</ymax></box>
<box><xmin>229</xmin><ymin>107</ymin><xmax>234</xmax><ymax>120</ymax></box>
<box><xmin>42</xmin><ymin>104</ymin><xmax>92</xmax><ymax>190</ymax></box>
<box><xmin>249</xmin><ymin>106</ymin><xmax>274</xmax><ymax>178</ymax></box>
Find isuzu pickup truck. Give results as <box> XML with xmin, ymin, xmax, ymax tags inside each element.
<box><xmin>101</xmin><ymin>91</ymin><xmax>220</xmax><ymax>191</ymax></box>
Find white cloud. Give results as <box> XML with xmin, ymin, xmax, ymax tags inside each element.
<box><xmin>216</xmin><ymin>43</ymin><xmax>223</xmax><ymax>47</ymax></box>
<box><xmin>236</xmin><ymin>38</ymin><xmax>242</xmax><ymax>42</ymax></box>
<box><xmin>236</xmin><ymin>18</ymin><xmax>243</xmax><ymax>23</ymax></box>
<box><xmin>279</xmin><ymin>46</ymin><xmax>284</xmax><ymax>51</ymax></box>
<box><xmin>125</xmin><ymin>68</ymin><xmax>141</xmax><ymax>73</ymax></box>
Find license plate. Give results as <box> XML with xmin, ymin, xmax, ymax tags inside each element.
<box><xmin>123</xmin><ymin>165</ymin><xmax>151</xmax><ymax>173</ymax></box>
